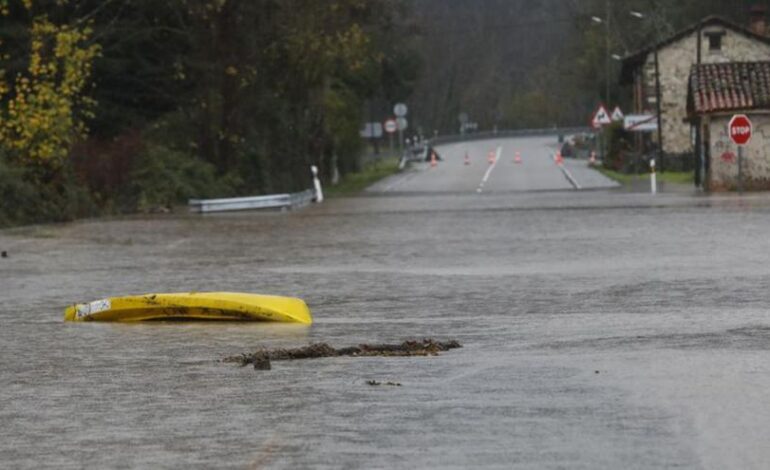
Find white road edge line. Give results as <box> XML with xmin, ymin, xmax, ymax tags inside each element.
<box><xmin>559</xmin><ymin>164</ymin><xmax>582</xmax><ymax>190</ymax></box>
<box><xmin>477</xmin><ymin>146</ymin><xmax>502</xmax><ymax>193</ymax></box>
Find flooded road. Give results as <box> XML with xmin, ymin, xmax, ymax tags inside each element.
<box><xmin>3</xmin><ymin>141</ymin><xmax>770</xmax><ymax>468</ymax></box>
<box><xmin>367</xmin><ymin>136</ymin><xmax>619</xmax><ymax>194</ymax></box>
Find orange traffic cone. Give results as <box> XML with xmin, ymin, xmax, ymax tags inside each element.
<box><xmin>430</xmin><ymin>151</ymin><xmax>437</xmax><ymax>168</ymax></box>
<box><xmin>514</xmin><ymin>152</ymin><xmax>522</xmax><ymax>164</ymax></box>
<box><xmin>555</xmin><ymin>151</ymin><xmax>564</xmax><ymax>165</ymax></box>
<box><xmin>464</xmin><ymin>152</ymin><xmax>470</xmax><ymax>165</ymax></box>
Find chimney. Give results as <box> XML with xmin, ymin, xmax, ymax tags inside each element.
<box><xmin>749</xmin><ymin>4</ymin><xmax>767</xmax><ymax>36</ymax></box>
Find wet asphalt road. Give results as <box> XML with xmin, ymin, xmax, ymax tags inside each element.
<box><xmin>2</xmin><ymin>136</ymin><xmax>770</xmax><ymax>469</ymax></box>
<box><xmin>367</xmin><ymin>136</ymin><xmax>619</xmax><ymax>194</ymax></box>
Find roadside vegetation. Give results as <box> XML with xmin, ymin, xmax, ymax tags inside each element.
<box><xmin>0</xmin><ymin>0</ymin><xmax>751</xmax><ymax>227</ymax></box>
<box><xmin>325</xmin><ymin>156</ymin><xmax>400</xmax><ymax>197</ymax></box>
<box><xmin>0</xmin><ymin>0</ymin><xmax>418</xmax><ymax>227</ymax></box>
<box><xmin>597</xmin><ymin>167</ymin><xmax>694</xmax><ymax>186</ymax></box>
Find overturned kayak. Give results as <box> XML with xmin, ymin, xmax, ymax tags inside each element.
<box><xmin>64</xmin><ymin>292</ymin><xmax>312</xmax><ymax>324</ymax></box>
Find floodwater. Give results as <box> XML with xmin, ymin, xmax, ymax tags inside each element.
<box><xmin>3</xmin><ymin>157</ymin><xmax>770</xmax><ymax>468</ymax></box>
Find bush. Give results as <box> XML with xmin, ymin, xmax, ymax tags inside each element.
<box><xmin>0</xmin><ymin>160</ymin><xmax>95</xmax><ymax>227</ymax></box>
<box><xmin>125</xmin><ymin>143</ymin><xmax>241</xmax><ymax>211</ymax></box>
<box><xmin>602</xmin><ymin>122</ymin><xmax>632</xmax><ymax>171</ymax></box>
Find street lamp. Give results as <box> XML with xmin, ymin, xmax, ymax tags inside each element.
<box><xmin>589</xmin><ymin>8</ymin><xmax>611</xmax><ymax>106</ymax></box>
<box><xmin>628</xmin><ymin>9</ymin><xmax>664</xmax><ymax>172</ymax></box>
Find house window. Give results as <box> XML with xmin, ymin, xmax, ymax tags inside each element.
<box><xmin>706</xmin><ymin>32</ymin><xmax>725</xmax><ymax>51</ymax></box>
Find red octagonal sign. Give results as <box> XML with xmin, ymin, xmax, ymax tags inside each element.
<box><xmin>729</xmin><ymin>114</ymin><xmax>753</xmax><ymax>146</ymax></box>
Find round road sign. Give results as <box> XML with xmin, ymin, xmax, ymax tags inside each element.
<box><xmin>384</xmin><ymin>119</ymin><xmax>398</xmax><ymax>134</ymax></box>
<box><xmin>729</xmin><ymin>114</ymin><xmax>752</xmax><ymax>146</ymax></box>
<box><xmin>396</xmin><ymin>117</ymin><xmax>408</xmax><ymax>131</ymax></box>
<box><xmin>394</xmin><ymin>103</ymin><xmax>408</xmax><ymax>117</ymax></box>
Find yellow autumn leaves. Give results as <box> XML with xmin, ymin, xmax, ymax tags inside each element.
<box><xmin>0</xmin><ymin>1</ymin><xmax>100</xmax><ymax>166</ymax></box>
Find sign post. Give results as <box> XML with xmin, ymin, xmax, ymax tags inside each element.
<box><xmin>384</xmin><ymin>118</ymin><xmax>398</xmax><ymax>154</ymax></box>
<box><xmin>394</xmin><ymin>103</ymin><xmax>408</xmax><ymax>153</ymax></box>
<box><xmin>591</xmin><ymin>104</ymin><xmax>612</xmax><ymax>161</ymax></box>
<box><xmin>728</xmin><ymin>114</ymin><xmax>752</xmax><ymax>193</ymax></box>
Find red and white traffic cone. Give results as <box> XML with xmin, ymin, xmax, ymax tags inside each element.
<box><xmin>488</xmin><ymin>151</ymin><xmax>495</xmax><ymax>165</ymax></box>
<box><xmin>514</xmin><ymin>152</ymin><xmax>522</xmax><ymax>164</ymax></box>
<box><xmin>464</xmin><ymin>152</ymin><xmax>470</xmax><ymax>165</ymax></box>
<box><xmin>430</xmin><ymin>151</ymin><xmax>437</xmax><ymax>168</ymax></box>
<box><xmin>555</xmin><ymin>151</ymin><xmax>564</xmax><ymax>166</ymax></box>
<box><xmin>589</xmin><ymin>151</ymin><xmax>597</xmax><ymax>165</ymax></box>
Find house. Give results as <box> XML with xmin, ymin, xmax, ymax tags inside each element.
<box><xmin>687</xmin><ymin>61</ymin><xmax>770</xmax><ymax>191</ymax></box>
<box><xmin>620</xmin><ymin>11</ymin><xmax>770</xmax><ymax>170</ymax></box>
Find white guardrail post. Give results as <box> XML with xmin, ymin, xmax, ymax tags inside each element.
<box><xmin>650</xmin><ymin>158</ymin><xmax>657</xmax><ymax>195</ymax></box>
<box><xmin>311</xmin><ymin>165</ymin><xmax>323</xmax><ymax>203</ymax></box>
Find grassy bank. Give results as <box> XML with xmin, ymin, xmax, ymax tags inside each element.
<box><xmin>325</xmin><ymin>157</ymin><xmax>401</xmax><ymax>197</ymax></box>
<box><xmin>596</xmin><ymin>167</ymin><xmax>694</xmax><ymax>185</ymax></box>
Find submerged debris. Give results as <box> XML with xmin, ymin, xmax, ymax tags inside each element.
<box><xmin>223</xmin><ymin>338</ymin><xmax>461</xmax><ymax>370</ymax></box>
<box><xmin>366</xmin><ymin>380</ymin><xmax>401</xmax><ymax>387</ymax></box>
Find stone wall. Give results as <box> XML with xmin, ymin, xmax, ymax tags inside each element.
<box><xmin>641</xmin><ymin>29</ymin><xmax>770</xmax><ymax>156</ymax></box>
<box><xmin>707</xmin><ymin>113</ymin><xmax>770</xmax><ymax>191</ymax></box>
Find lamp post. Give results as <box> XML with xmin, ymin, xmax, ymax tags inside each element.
<box><xmin>591</xmin><ymin>3</ymin><xmax>612</xmax><ymax>167</ymax></box>
<box><xmin>591</xmin><ymin>2</ymin><xmax>611</xmax><ymax>105</ymax></box>
<box><xmin>628</xmin><ymin>10</ymin><xmax>664</xmax><ymax>173</ymax></box>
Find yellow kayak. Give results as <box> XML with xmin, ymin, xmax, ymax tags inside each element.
<box><xmin>64</xmin><ymin>292</ymin><xmax>312</xmax><ymax>324</ymax></box>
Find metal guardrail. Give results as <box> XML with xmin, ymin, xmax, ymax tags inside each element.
<box><xmin>188</xmin><ymin>189</ymin><xmax>316</xmax><ymax>213</ymax></box>
<box><xmin>429</xmin><ymin>127</ymin><xmax>592</xmax><ymax>146</ymax></box>
<box><xmin>289</xmin><ymin>189</ymin><xmax>316</xmax><ymax>209</ymax></box>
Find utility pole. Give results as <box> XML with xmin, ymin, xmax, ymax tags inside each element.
<box><xmin>654</xmin><ymin>45</ymin><xmax>664</xmax><ymax>173</ymax></box>
<box><xmin>606</xmin><ymin>0</ymin><xmax>611</xmax><ymax>105</ymax></box>
<box><xmin>694</xmin><ymin>20</ymin><xmax>702</xmax><ymax>187</ymax></box>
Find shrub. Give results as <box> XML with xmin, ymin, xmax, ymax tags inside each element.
<box><xmin>125</xmin><ymin>143</ymin><xmax>239</xmax><ymax>211</ymax></box>
<box><xmin>0</xmin><ymin>159</ymin><xmax>94</xmax><ymax>227</ymax></box>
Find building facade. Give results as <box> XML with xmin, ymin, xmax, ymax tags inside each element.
<box><xmin>620</xmin><ymin>15</ymin><xmax>770</xmax><ymax>163</ymax></box>
<box><xmin>688</xmin><ymin>61</ymin><xmax>770</xmax><ymax>191</ymax></box>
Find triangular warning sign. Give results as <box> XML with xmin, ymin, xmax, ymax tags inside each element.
<box><xmin>611</xmin><ymin>106</ymin><xmax>624</xmax><ymax>122</ymax></box>
<box><xmin>591</xmin><ymin>105</ymin><xmax>611</xmax><ymax>129</ymax></box>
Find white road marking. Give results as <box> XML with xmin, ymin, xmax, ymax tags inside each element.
<box><xmin>477</xmin><ymin>146</ymin><xmax>502</xmax><ymax>194</ymax></box>
<box><xmin>558</xmin><ymin>164</ymin><xmax>582</xmax><ymax>190</ymax></box>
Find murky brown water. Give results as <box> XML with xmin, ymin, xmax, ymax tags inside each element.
<box><xmin>3</xmin><ymin>181</ymin><xmax>770</xmax><ymax>468</ymax></box>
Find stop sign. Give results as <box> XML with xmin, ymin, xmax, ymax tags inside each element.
<box><xmin>729</xmin><ymin>114</ymin><xmax>752</xmax><ymax>145</ymax></box>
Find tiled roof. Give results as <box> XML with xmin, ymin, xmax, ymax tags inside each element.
<box><xmin>688</xmin><ymin>62</ymin><xmax>770</xmax><ymax>114</ymax></box>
